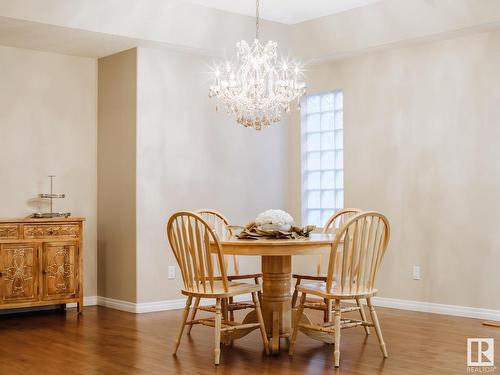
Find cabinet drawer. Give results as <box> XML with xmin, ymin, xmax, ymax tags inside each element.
<box><xmin>24</xmin><ymin>224</ymin><xmax>80</xmax><ymax>239</ymax></box>
<box><xmin>0</xmin><ymin>224</ymin><xmax>19</xmax><ymax>240</ymax></box>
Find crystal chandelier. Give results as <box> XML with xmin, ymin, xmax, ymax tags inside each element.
<box><xmin>208</xmin><ymin>0</ymin><xmax>306</xmax><ymax>130</ymax></box>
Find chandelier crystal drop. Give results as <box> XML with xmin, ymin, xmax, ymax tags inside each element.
<box><xmin>208</xmin><ymin>0</ymin><xmax>306</xmax><ymax>130</ymax></box>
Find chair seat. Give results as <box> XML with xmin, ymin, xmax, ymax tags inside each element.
<box><xmin>297</xmin><ymin>282</ymin><xmax>378</xmax><ymax>299</ymax></box>
<box><xmin>182</xmin><ymin>280</ymin><xmax>261</xmax><ymax>298</ymax></box>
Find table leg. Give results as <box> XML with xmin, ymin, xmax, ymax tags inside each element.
<box><xmin>261</xmin><ymin>256</ymin><xmax>292</xmax><ymax>355</ymax></box>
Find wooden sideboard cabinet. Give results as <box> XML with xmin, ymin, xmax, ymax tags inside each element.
<box><xmin>0</xmin><ymin>217</ymin><xmax>84</xmax><ymax>313</ymax></box>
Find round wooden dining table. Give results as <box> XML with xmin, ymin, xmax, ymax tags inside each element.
<box><xmin>218</xmin><ymin>233</ymin><xmax>335</xmax><ymax>354</ymax></box>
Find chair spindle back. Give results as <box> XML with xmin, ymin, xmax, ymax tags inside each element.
<box><xmin>167</xmin><ymin>211</ymin><xmax>229</xmax><ymax>293</ymax></box>
<box><xmin>323</xmin><ymin>208</ymin><xmax>363</xmax><ymax>233</ymax></box>
<box><xmin>196</xmin><ymin>209</ymin><xmax>239</xmax><ymax>275</ymax></box>
<box><xmin>326</xmin><ymin>211</ymin><xmax>390</xmax><ymax>296</ymax></box>
<box><xmin>319</xmin><ymin>208</ymin><xmax>363</xmax><ymax>276</ymax></box>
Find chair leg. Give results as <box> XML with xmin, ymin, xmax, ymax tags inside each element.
<box><xmin>289</xmin><ymin>292</ymin><xmax>306</xmax><ymax>356</ymax></box>
<box><xmin>291</xmin><ymin>279</ymin><xmax>300</xmax><ymax>308</ymax></box>
<box><xmin>222</xmin><ymin>298</ymin><xmax>229</xmax><ymax>322</ymax></box>
<box><xmin>214</xmin><ymin>298</ymin><xmax>222</xmax><ymax>365</ymax></box>
<box><xmin>367</xmin><ymin>298</ymin><xmax>388</xmax><ymax>358</ymax></box>
<box><xmin>324</xmin><ymin>298</ymin><xmax>332</xmax><ymax>323</ymax></box>
<box><xmin>221</xmin><ymin>299</ymin><xmax>230</xmax><ymax>345</ymax></box>
<box><xmin>356</xmin><ymin>298</ymin><xmax>370</xmax><ymax>335</ymax></box>
<box><xmin>252</xmin><ymin>291</ymin><xmax>270</xmax><ymax>355</ymax></box>
<box><xmin>187</xmin><ymin>297</ymin><xmax>200</xmax><ymax>335</ymax></box>
<box><xmin>228</xmin><ymin>297</ymin><xmax>235</xmax><ymax>322</ymax></box>
<box><xmin>291</xmin><ymin>289</ymin><xmax>298</xmax><ymax>308</ymax></box>
<box><xmin>255</xmin><ymin>277</ymin><xmax>263</xmax><ymax>306</ymax></box>
<box><xmin>334</xmin><ymin>299</ymin><xmax>341</xmax><ymax>367</ymax></box>
<box><xmin>173</xmin><ymin>296</ymin><xmax>193</xmax><ymax>354</ymax></box>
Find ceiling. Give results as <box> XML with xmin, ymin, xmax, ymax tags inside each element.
<box><xmin>0</xmin><ymin>17</ymin><xmax>141</xmax><ymax>58</ymax></box>
<box><xmin>1</xmin><ymin>0</ymin><xmax>498</xmax><ymax>60</ymax></box>
<box><xmin>178</xmin><ymin>0</ymin><xmax>381</xmax><ymax>24</ymax></box>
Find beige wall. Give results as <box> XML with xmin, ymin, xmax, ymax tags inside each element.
<box><xmin>136</xmin><ymin>47</ymin><xmax>290</xmax><ymax>303</ymax></box>
<box><xmin>290</xmin><ymin>30</ymin><xmax>500</xmax><ymax>310</ymax></box>
<box><xmin>0</xmin><ymin>45</ymin><xmax>97</xmax><ymax>296</ymax></box>
<box><xmin>291</xmin><ymin>0</ymin><xmax>500</xmax><ymax>61</ymax></box>
<box><xmin>97</xmin><ymin>49</ymin><xmax>137</xmax><ymax>302</ymax></box>
<box><xmin>95</xmin><ymin>46</ymin><xmax>291</xmax><ymax>304</ymax></box>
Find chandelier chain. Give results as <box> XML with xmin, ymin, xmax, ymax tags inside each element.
<box><xmin>256</xmin><ymin>0</ymin><xmax>260</xmax><ymax>40</ymax></box>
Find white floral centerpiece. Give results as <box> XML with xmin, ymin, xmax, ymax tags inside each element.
<box><xmin>237</xmin><ymin>209</ymin><xmax>314</xmax><ymax>239</ymax></box>
<box><xmin>255</xmin><ymin>209</ymin><xmax>294</xmax><ymax>232</ymax></box>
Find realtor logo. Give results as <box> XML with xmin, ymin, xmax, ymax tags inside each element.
<box><xmin>467</xmin><ymin>338</ymin><xmax>495</xmax><ymax>368</ymax></box>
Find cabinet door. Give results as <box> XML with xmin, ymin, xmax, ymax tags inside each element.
<box><xmin>41</xmin><ymin>242</ymin><xmax>78</xmax><ymax>300</ymax></box>
<box><xmin>0</xmin><ymin>243</ymin><xmax>38</xmax><ymax>304</ymax></box>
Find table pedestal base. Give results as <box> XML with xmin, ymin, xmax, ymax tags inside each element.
<box><xmin>262</xmin><ymin>255</ymin><xmax>291</xmax><ymax>354</ymax></box>
<box><xmin>222</xmin><ymin>309</ymin><xmax>334</xmax><ymax>350</ymax></box>
<box><xmin>222</xmin><ymin>255</ymin><xmax>334</xmax><ymax>353</ymax></box>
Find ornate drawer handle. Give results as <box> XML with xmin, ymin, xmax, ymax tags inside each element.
<box><xmin>42</xmin><ymin>270</ymin><xmax>47</xmax><ymax>274</ymax></box>
<box><xmin>0</xmin><ymin>271</ymin><xmax>3</xmax><ymax>277</ymax></box>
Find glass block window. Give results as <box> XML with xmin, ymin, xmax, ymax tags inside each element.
<box><xmin>301</xmin><ymin>91</ymin><xmax>343</xmax><ymax>228</ymax></box>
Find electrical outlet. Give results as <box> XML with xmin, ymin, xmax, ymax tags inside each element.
<box><xmin>168</xmin><ymin>266</ymin><xmax>175</xmax><ymax>280</ymax></box>
<box><xmin>413</xmin><ymin>265</ymin><xmax>421</xmax><ymax>280</ymax></box>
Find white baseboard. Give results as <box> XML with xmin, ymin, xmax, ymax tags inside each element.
<box><xmin>96</xmin><ymin>296</ymin><xmax>137</xmax><ymax>313</ymax></box>
<box><xmin>96</xmin><ymin>295</ymin><xmax>251</xmax><ymax>314</ymax></box>
<box><xmin>371</xmin><ymin>297</ymin><xmax>500</xmax><ymax>322</ymax></box>
<box><xmin>90</xmin><ymin>294</ymin><xmax>500</xmax><ymax>321</ymax></box>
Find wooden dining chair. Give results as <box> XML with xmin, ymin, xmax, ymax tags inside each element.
<box><xmin>167</xmin><ymin>211</ymin><xmax>269</xmax><ymax>365</ymax></box>
<box><xmin>185</xmin><ymin>209</ymin><xmax>262</xmax><ymax>333</ymax></box>
<box><xmin>289</xmin><ymin>211</ymin><xmax>390</xmax><ymax>368</ymax></box>
<box><xmin>291</xmin><ymin>208</ymin><xmax>364</xmax><ymax>325</ymax></box>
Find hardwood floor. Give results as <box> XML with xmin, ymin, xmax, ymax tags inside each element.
<box><xmin>0</xmin><ymin>305</ymin><xmax>498</xmax><ymax>374</ymax></box>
